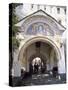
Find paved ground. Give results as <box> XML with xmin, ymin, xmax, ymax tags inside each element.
<box><xmin>11</xmin><ymin>73</ymin><xmax>66</xmax><ymax>86</ymax></box>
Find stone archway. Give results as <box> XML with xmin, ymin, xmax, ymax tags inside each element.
<box><xmin>28</xmin><ymin>53</ymin><xmax>47</xmax><ymax>74</ymax></box>
<box><xmin>28</xmin><ymin>53</ymin><xmax>47</xmax><ymax>64</ymax></box>
<box><xmin>18</xmin><ymin>36</ymin><xmax>61</xmax><ymax>73</ymax></box>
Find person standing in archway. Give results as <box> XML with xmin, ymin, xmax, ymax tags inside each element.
<box><xmin>36</xmin><ymin>63</ymin><xmax>39</xmax><ymax>73</ymax></box>
<box><xmin>34</xmin><ymin>61</ymin><xmax>39</xmax><ymax>74</ymax></box>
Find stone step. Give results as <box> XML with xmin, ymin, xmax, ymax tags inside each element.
<box><xmin>12</xmin><ymin>74</ymin><xmax>66</xmax><ymax>86</ymax></box>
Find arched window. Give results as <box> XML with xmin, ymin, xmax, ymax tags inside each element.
<box><xmin>31</xmin><ymin>4</ymin><xmax>34</xmax><ymax>9</ymax></box>
<box><xmin>64</xmin><ymin>8</ymin><xmax>66</xmax><ymax>14</ymax></box>
<box><xmin>57</xmin><ymin>7</ymin><xmax>60</xmax><ymax>14</ymax></box>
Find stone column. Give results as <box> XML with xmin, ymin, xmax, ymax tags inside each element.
<box><xmin>50</xmin><ymin>49</ymin><xmax>54</xmax><ymax>70</ymax></box>
<box><xmin>12</xmin><ymin>61</ymin><xmax>21</xmax><ymax>77</ymax></box>
<box><xmin>12</xmin><ymin>50</ymin><xmax>21</xmax><ymax>77</ymax></box>
<box><xmin>26</xmin><ymin>49</ymin><xmax>30</xmax><ymax>72</ymax></box>
<box><xmin>58</xmin><ymin>45</ymin><xmax>66</xmax><ymax>74</ymax></box>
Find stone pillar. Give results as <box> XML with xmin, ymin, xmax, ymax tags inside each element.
<box><xmin>26</xmin><ymin>49</ymin><xmax>29</xmax><ymax>72</ymax></box>
<box><xmin>26</xmin><ymin>60</ymin><xmax>29</xmax><ymax>72</ymax></box>
<box><xmin>21</xmin><ymin>52</ymin><xmax>27</xmax><ymax>71</ymax></box>
<box><xmin>12</xmin><ymin>50</ymin><xmax>21</xmax><ymax>77</ymax></box>
<box><xmin>50</xmin><ymin>49</ymin><xmax>54</xmax><ymax>70</ymax></box>
<box><xmin>12</xmin><ymin>61</ymin><xmax>21</xmax><ymax>77</ymax></box>
<box><xmin>58</xmin><ymin>45</ymin><xmax>66</xmax><ymax>74</ymax></box>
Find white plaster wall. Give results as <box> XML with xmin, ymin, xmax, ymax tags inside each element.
<box><xmin>46</xmin><ymin>6</ymin><xmax>51</xmax><ymax>14</ymax></box>
<box><xmin>16</xmin><ymin>4</ymin><xmax>66</xmax><ymax>27</ymax></box>
<box><xmin>32</xmin><ymin>4</ymin><xmax>38</xmax><ymax>12</ymax></box>
<box><xmin>40</xmin><ymin>5</ymin><xmax>44</xmax><ymax>11</ymax></box>
<box><xmin>22</xmin><ymin>4</ymin><xmax>31</xmax><ymax>15</ymax></box>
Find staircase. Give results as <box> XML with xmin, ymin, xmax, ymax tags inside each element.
<box><xmin>21</xmin><ymin>73</ymin><xmax>66</xmax><ymax>86</ymax></box>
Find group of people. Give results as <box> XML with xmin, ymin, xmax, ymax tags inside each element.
<box><xmin>33</xmin><ymin>62</ymin><xmax>39</xmax><ymax>73</ymax></box>
<box><xmin>29</xmin><ymin>61</ymin><xmax>46</xmax><ymax>74</ymax></box>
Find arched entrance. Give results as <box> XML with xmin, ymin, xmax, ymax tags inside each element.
<box><xmin>18</xmin><ymin>36</ymin><xmax>61</xmax><ymax>75</ymax></box>
<box><xmin>29</xmin><ymin>54</ymin><xmax>47</xmax><ymax>75</ymax></box>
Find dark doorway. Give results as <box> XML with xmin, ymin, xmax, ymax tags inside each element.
<box><xmin>29</xmin><ymin>57</ymin><xmax>46</xmax><ymax>75</ymax></box>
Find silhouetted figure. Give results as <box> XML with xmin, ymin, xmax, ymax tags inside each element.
<box><xmin>34</xmin><ymin>62</ymin><xmax>39</xmax><ymax>74</ymax></box>
<box><xmin>29</xmin><ymin>63</ymin><xmax>33</xmax><ymax>75</ymax></box>
<box><xmin>52</xmin><ymin>67</ymin><xmax>58</xmax><ymax>78</ymax></box>
<box><xmin>36</xmin><ymin>64</ymin><xmax>39</xmax><ymax>73</ymax></box>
